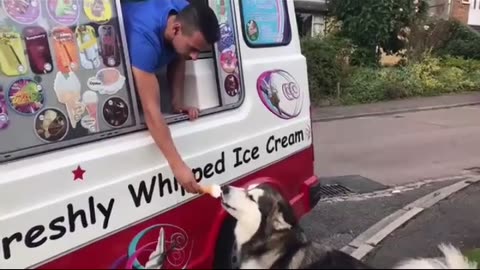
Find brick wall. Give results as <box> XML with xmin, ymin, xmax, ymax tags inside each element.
<box><xmin>451</xmin><ymin>0</ymin><xmax>470</xmax><ymax>24</ymax></box>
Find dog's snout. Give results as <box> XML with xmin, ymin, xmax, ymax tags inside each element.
<box><xmin>221</xmin><ymin>185</ymin><xmax>230</xmax><ymax>195</ymax></box>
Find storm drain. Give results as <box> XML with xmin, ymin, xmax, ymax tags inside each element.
<box><xmin>316</xmin><ymin>184</ymin><xmax>355</xmax><ymax>198</ymax></box>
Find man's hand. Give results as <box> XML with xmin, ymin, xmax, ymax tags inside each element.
<box><xmin>174</xmin><ymin>106</ymin><xmax>199</xmax><ymax>121</ymax></box>
<box><xmin>171</xmin><ymin>162</ymin><xmax>202</xmax><ymax>194</ymax></box>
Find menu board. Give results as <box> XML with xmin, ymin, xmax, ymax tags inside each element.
<box><xmin>0</xmin><ymin>0</ymin><xmax>138</xmax><ymax>162</ymax></box>
<box><xmin>209</xmin><ymin>0</ymin><xmax>243</xmax><ymax>106</ymax></box>
<box><xmin>240</xmin><ymin>0</ymin><xmax>291</xmax><ymax>46</ymax></box>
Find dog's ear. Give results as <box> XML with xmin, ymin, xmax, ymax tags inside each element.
<box><xmin>271</xmin><ymin>201</ymin><xmax>297</xmax><ymax>231</ymax></box>
<box><xmin>277</xmin><ymin>200</ymin><xmax>298</xmax><ymax>228</ymax></box>
<box><xmin>273</xmin><ymin>212</ymin><xmax>292</xmax><ymax>231</ymax></box>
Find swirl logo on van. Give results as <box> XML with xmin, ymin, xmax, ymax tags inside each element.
<box><xmin>257</xmin><ymin>70</ymin><xmax>303</xmax><ymax>119</ymax></box>
<box><xmin>110</xmin><ymin>224</ymin><xmax>193</xmax><ymax>269</ymax></box>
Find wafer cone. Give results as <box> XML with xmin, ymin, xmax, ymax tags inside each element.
<box><xmin>201</xmin><ymin>184</ymin><xmax>221</xmax><ymax>198</ymax></box>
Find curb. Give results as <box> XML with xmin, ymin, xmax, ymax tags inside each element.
<box><xmin>312</xmin><ymin>101</ymin><xmax>480</xmax><ymax>122</ymax></box>
<box><xmin>341</xmin><ymin>176</ymin><xmax>480</xmax><ymax>260</ymax></box>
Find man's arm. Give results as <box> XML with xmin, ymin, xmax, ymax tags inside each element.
<box><xmin>168</xmin><ymin>58</ymin><xmax>199</xmax><ymax>120</ymax></box>
<box><xmin>131</xmin><ymin>67</ymin><xmax>200</xmax><ymax>194</ymax></box>
<box><xmin>132</xmin><ymin>67</ymin><xmax>184</xmax><ymax>168</ymax></box>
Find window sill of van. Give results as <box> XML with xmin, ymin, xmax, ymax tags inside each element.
<box><xmin>162</xmin><ymin>102</ymin><xmax>242</xmax><ymax>125</ymax></box>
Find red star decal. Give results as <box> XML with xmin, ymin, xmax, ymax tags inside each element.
<box><xmin>72</xmin><ymin>166</ymin><xmax>86</xmax><ymax>181</ymax></box>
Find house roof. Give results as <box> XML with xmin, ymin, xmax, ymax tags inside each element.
<box><xmin>294</xmin><ymin>0</ymin><xmax>329</xmax><ymax>13</ymax></box>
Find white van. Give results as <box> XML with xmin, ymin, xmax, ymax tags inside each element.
<box><xmin>0</xmin><ymin>0</ymin><xmax>318</xmax><ymax>268</ymax></box>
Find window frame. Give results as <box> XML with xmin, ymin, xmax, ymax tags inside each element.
<box><xmin>0</xmin><ymin>0</ymin><xmax>246</xmax><ymax>163</ymax></box>
<box><xmin>163</xmin><ymin>0</ymin><xmax>246</xmax><ymax>124</ymax></box>
<box><xmin>238</xmin><ymin>0</ymin><xmax>292</xmax><ymax>48</ymax></box>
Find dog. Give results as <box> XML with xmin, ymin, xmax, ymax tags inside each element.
<box><xmin>219</xmin><ymin>183</ymin><xmax>477</xmax><ymax>269</ymax></box>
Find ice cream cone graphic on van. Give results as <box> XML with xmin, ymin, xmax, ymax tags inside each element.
<box><xmin>0</xmin><ymin>88</ymin><xmax>9</xmax><ymax>130</ymax></box>
<box><xmin>23</xmin><ymin>26</ymin><xmax>54</xmax><ymax>74</ymax></box>
<box><xmin>52</xmin><ymin>26</ymin><xmax>79</xmax><ymax>74</ymax></box>
<box><xmin>98</xmin><ymin>24</ymin><xmax>120</xmax><ymax>67</ymax></box>
<box><xmin>110</xmin><ymin>224</ymin><xmax>193</xmax><ymax>269</ymax></box>
<box><xmin>83</xmin><ymin>0</ymin><xmax>112</xmax><ymax>23</ymax></box>
<box><xmin>81</xmin><ymin>90</ymin><xmax>99</xmax><ymax>132</ymax></box>
<box><xmin>3</xmin><ymin>0</ymin><xmax>41</xmax><ymax>25</ymax></box>
<box><xmin>0</xmin><ymin>26</ymin><xmax>28</xmax><ymax>77</ymax></box>
<box><xmin>54</xmin><ymin>71</ymin><xmax>84</xmax><ymax>128</ymax></box>
<box><xmin>75</xmin><ymin>25</ymin><xmax>100</xmax><ymax>69</ymax></box>
<box><xmin>46</xmin><ymin>0</ymin><xmax>80</xmax><ymax>26</ymax></box>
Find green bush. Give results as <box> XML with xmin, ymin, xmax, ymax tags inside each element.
<box><xmin>340</xmin><ymin>67</ymin><xmax>387</xmax><ymax>104</ymax></box>
<box><xmin>300</xmin><ymin>30</ymin><xmax>480</xmax><ymax>106</ymax></box>
<box><xmin>440</xmin><ymin>55</ymin><xmax>480</xmax><ymax>73</ymax></box>
<box><xmin>350</xmin><ymin>46</ymin><xmax>379</xmax><ymax>67</ymax></box>
<box><xmin>435</xmin><ymin>21</ymin><xmax>480</xmax><ymax>59</ymax></box>
<box><xmin>407</xmin><ymin>55</ymin><xmax>444</xmax><ymax>94</ymax></box>
<box><xmin>300</xmin><ymin>36</ymin><xmax>352</xmax><ymax>105</ymax></box>
<box><xmin>325</xmin><ymin>56</ymin><xmax>480</xmax><ymax>105</ymax></box>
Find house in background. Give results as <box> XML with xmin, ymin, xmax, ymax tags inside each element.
<box><xmin>428</xmin><ymin>0</ymin><xmax>480</xmax><ymax>32</ymax></box>
<box><xmin>294</xmin><ymin>0</ymin><xmax>329</xmax><ymax>37</ymax></box>
<box><xmin>293</xmin><ymin>0</ymin><xmax>480</xmax><ymax>38</ymax></box>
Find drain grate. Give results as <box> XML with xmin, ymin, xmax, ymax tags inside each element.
<box><xmin>316</xmin><ymin>184</ymin><xmax>354</xmax><ymax>198</ymax></box>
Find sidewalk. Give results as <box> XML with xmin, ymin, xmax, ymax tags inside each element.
<box><xmin>312</xmin><ymin>92</ymin><xmax>480</xmax><ymax>122</ymax></box>
<box><xmin>300</xmin><ymin>177</ymin><xmax>465</xmax><ymax>251</ymax></box>
<box><xmin>364</xmin><ymin>182</ymin><xmax>480</xmax><ymax>268</ymax></box>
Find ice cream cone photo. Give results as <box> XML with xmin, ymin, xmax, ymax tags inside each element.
<box><xmin>34</xmin><ymin>108</ymin><xmax>68</xmax><ymax>143</ymax></box>
<box><xmin>82</xmin><ymin>90</ymin><xmax>99</xmax><ymax>132</ymax></box>
<box><xmin>65</xmin><ymin>100</ymin><xmax>85</xmax><ymax>128</ymax></box>
<box><xmin>42</xmin><ymin>109</ymin><xmax>58</xmax><ymax>138</ymax></box>
<box><xmin>54</xmin><ymin>71</ymin><xmax>84</xmax><ymax>128</ymax></box>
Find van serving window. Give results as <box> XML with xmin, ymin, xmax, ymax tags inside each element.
<box><xmin>155</xmin><ymin>0</ymin><xmax>244</xmax><ymax>122</ymax></box>
<box><xmin>0</xmin><ymin>0</ymin><xmax>243</xmax><ymax>163</ymax></box>
<box><xmin>239</xmin><ymin>0</ymin><xmax>292</xmax><ymax>48</ymax></box>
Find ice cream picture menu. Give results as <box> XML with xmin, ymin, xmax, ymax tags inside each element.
<box><xmin>0</xmin><ymin>0</ymin><xmax>138</xmax><ymax>161</ymax></box>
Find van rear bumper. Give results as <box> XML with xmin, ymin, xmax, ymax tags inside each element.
<box><xmin>309</xmin><ymin>178</ymin><xmax>322</xmax><ymax>208</ymax></box>
<box><xmin>290</xmin><ymin>175</ymin><xmax>321</xmax><ymax>217</ymax></box>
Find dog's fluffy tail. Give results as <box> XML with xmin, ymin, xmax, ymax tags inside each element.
<box><xmin>394</xmin><ymin>243</ymin><xmax>477</xmax><ymax>269</ymax></box>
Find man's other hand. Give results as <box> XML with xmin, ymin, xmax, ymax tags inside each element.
<box><xmin>175</xmin><ymin>106</ymin><xmax>200</xmax><ymax>121</ymax></box>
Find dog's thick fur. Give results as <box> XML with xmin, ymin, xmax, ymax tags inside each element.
<box><xmin>220</xmin><ymin>183</ymin><xmax>477</xmax><ymax>269</ymax></box>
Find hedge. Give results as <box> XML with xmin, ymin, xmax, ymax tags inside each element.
<box><xmin>301</xmin><ymin>20</ymin><xmax>480</xmax><ymax>106</ymax></box>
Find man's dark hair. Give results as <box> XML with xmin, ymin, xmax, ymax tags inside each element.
<box><xmin>176</xmin><ymin>1</ymin><xmax>220</xmax><ymax>44</ymax></box>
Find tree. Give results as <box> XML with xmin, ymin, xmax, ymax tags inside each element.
<box><xmin>328</xmin><ymin>0</ymin><xmax>428</xmax><ymax>65</ymax></box>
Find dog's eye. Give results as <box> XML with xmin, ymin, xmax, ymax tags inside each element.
<box><xmin>247</xmin><ymin>194</ymin><xmax>255</xmax><ymax>202</ymax></box>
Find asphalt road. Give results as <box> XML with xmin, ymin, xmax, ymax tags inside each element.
<box><xmin>300</xmin><ymin>178</ymin><xmax>462</xmax><ymax>250</ymax></box>
<box><xmin>365</xmin><ymin>182</ymin><xmax>480</xmax><ymax>268</ymax></box>
<box><xmin>302</xmin><ymin>104</ymin><xmax>480</xmax><ymax>265</ymax></box>
<box><xmin>313</xmin><ymin>105</ymin><xmax>480</xmax><ymax>186</ymax></box>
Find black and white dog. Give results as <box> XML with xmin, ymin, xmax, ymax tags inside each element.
<box><xmin>219</xmin><ymin>183</ymin><xmax>477</xmax><ymax>269</ymax></box>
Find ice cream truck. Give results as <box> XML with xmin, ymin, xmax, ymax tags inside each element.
<box><xmin>0</xmin><ymin>0</ymin><xmax>319</xmax><ymax>268</ymax></box>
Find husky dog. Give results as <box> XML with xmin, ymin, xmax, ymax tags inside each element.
<box><xmin>219</xmin><ymin>183</ymin><xmax>477</xmax><ymax>269</ymax></box>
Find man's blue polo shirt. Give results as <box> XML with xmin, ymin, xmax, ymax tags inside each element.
<box><xmin>121</xmin><ymin>0</ymin><xmax>189</xmax><ymax>73</ymax></box>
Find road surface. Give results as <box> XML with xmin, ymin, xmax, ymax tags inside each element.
<box><xmin>365</xmin><ymin>182</ymin><xmax>480</xmax><ymax>268</ymax></box>
<box><xmin>313</xmin><ymin>105</ymin><xmax>480</xmax><ymax>186</ymax></box>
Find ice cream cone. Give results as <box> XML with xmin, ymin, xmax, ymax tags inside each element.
<box><xmin>200</xmin><ymin>184</ymin><xmax>222</xmax><ymax>198</ymax></box>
